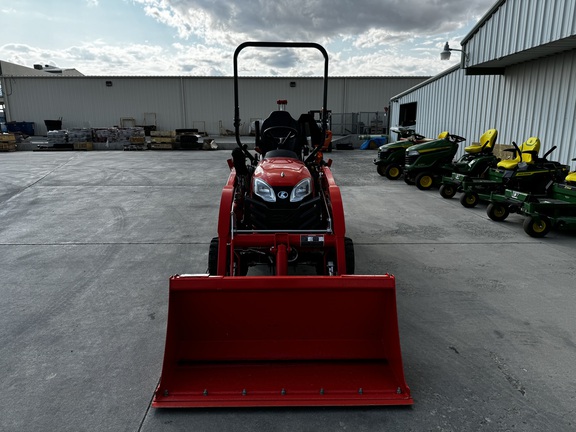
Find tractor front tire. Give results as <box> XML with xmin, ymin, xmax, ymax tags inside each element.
<box><xmin>416</xmin><ymin>172</ymin><xmax>434</xmax><ymax>190</ymax></box>
<box><xmin>208</xmin><ymin>237</ymin><xmax>219</xmax><ymax>275</ymax></box>
<box><xmin>460</xmin><ymin>192</ymin><xmax>479</xmax><ymax>208</ymax></box>
<box><xmin>345</xmin><ymin>237</ymin><xmax>355</xmax><ymax>274</ymax></box>
<box><xmin>385</xmin><ymin>164</ymin><xmax>402</xmax><ymax>180</ymax></box>
<box><xmin>376</xmin><ymin>164</ymin><xmax>386</xmax><ymax>176</ymax></box>
<box><xmin>487</xmin><ymin>203</ymin><xmax>510</xmax><ymax>221</ymax></box>
<box><xmin>439</xmin><ymin>184</ymin><xmax>457</xmax><ymax>199</ymax></box>
<box><xmin>523</xmin><ymin>216</ymin><xmax>551</xmax><ymax>238</ymax></box>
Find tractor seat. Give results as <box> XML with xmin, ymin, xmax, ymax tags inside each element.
<box><xmin>260</xmin><ymin>110</ymin><xmax>300</xmax><ymax>155</ymax></box>
<box><xmin>465</xmin><ymin>128</ymin><xmax>497</xmax><ymax>154</ymax></box>
<box><xmin>438</xmin><ymin>131</ymin><xmax>449</xmax><ymax>139</ymax></box>
<box><xmin>264</xmin><ymin>149</ymin><xmax>299</xmax><ymax>159</ymax></box>
<box><xmin>497</xmin><ymin>137</ymin><xmax>540</xmax><ymax>170</ymax></box>
<box><xmin>565</xmin><ymin>171</ymin><xmax>576</xmax><ymax>185</ymax></box>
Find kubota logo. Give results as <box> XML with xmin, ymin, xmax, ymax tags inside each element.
<box><xmin>277</xmin><ymin>191</ymin><xmax>289</xmax><ymax>199</ymax></box>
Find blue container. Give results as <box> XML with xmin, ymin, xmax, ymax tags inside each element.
<box><xmin>6</xmin><ymin>121</ymin><xmax>35</xmax><ymax>136</ymax></box>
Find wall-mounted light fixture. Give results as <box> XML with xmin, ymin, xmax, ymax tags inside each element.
<box><xmin>105</xmin><ymin>80</ymin><xmax>113</xmax><ymax>87</ymax></box>
<box><xmin>290</xmin><ymin>81</ymin><xmax>296</xmax><ymax>88</ymax></box>
<box><xmin>440</xmin><ymin>42</ymin><xmax>469</xmax><ymax>64</ymax></box>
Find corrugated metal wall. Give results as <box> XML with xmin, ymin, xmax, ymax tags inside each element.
<box><xmin>465</xmin><ymin>0</ymin><xmax>576</xmax><ymax>65</ymax></box>
<box><xmin>1</xmin><ymin>75</ymin><xmax>427</xmax><ymax>135</ymax></box>
<box><xmin>389</xmin><ymin>48</ymin><xmax>576</xmax><ymax>170</ymax></box>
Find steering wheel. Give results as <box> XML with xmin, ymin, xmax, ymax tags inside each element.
<box><xmin>262</xmin><ymin>126</ymin><xmax>298</xmax><ymax>148</ymax></box>
<box><xmin>448</xmin><ymin>134</ymin><xmax>466</xmax><ymax>143</ymax></box>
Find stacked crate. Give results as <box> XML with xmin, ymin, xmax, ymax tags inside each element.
<box><xmin>68</xmin><ymin>128</ymin><xmax>94</xmax><ymax>151</ymax></box>
<box><xmin>127</xmin><ymin>135</ymin><xmax>146</xmax><ymax>150</ymax></box>
<box><xmin>46</xmin><ymin>130</ymin><xmax>72</xmax><ymax>149</ymax></box>
<box><xmin>111</xmin><ymin>126</ymin><xmax>146</xmax><ymax>150</ymax></box>
<box><xmin>175</xmin><ymin>129</ymin><xmax>202</xmax><ymax>150</ymax></box>
<box><xmin>122</xmin><ymin>127</ymin><xmax>147</xmax><ymax>151</ymax></box>
<box><xmin>150</xmin><ymin>130</ymin><xmax>175</xmax><ymax>150</ymax></box>
<box><xmin>93</xmin><ymin>128</ymin><xmax>119</xmax><ymax>145</ymax></box>
<box><xmin>0</xmin><ymin>133</ymin><xmax>17</xmax><ymax>152</ymax></box>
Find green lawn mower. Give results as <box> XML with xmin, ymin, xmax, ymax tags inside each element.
<box><xmin>438</xmin><ymin>129</ymin><xmax>500</xmax><ymax>199</ymax></box>
<box><xmin>458</xmin><ymin>137</ymin><xmax>570</xmax><ymax>208</ymax></box>
<box><xmin>484</xmin><ymin>162</ymin><xmax>576</xmax><ymax>238</ymax></box>
<box><xmin>373</xmin><ymin>127</ymin><xmax>430</xmax><ymax>179</ymax></box>
<box><xmin>403</xmin><ymin>129</ymin><xmax>499</xmax><ymax>190</ymax></box>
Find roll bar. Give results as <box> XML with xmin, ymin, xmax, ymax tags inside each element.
<box><xmin>233</xmin><ymin>42</ymin><xmax>329</xmax><ymax>162</ymax></box>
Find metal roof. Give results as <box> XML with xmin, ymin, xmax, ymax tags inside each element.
<box><xmin>389</xmin><ymin>65</ymin><xmax>460</xmax><ymax>101</ymax></box>
<box><xmin>461</xmin><ymin>0</ymin><xmax>507</xmax><ymax>45</ymax></box>
<box><xmin>462</xmin><ymin>0</ymin><xmax>576</xmax><ymax>74</ymax></box>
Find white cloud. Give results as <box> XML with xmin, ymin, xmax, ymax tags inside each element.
<box><xmin>0</xmin><ymin>0</ymin><xmax>492</xmax><ymax>76</ymax></box>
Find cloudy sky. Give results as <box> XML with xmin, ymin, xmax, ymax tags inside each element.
<box><xmin>1</xmin><ymin>0</ymin><xmax>496</xmax><ymax>77</ymax></box>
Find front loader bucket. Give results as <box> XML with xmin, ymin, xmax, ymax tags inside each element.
<box><xmin>153</xmin><ymin>274</ymin><xmax>412</xmax><ymax>408</ymax></box>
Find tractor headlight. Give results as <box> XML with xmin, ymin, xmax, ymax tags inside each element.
<box><xmin>253</xmin><ymin>178</ymin><xmax>276</xmax><ymax>202</ymax></box>
<box><xmin>407</xmin><ymin>149</ymin><xmax>420</xmax><ymax>156</ymax></box>
<box><xmin>290</xmin><ymin>178</ymin><xmax>311</xmax><ymax>202</ymax></box>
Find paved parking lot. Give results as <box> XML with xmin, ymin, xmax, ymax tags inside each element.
<box><xmin>1</xmin><ymin>149</ymin><xmax>574</xmax><ymax>431</ymax></box>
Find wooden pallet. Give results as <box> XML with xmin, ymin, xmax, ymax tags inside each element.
<box><xmin>150</xmin><ymin>143</ymin><xmax>173</xmax><ymax>150</ymax></box>
<box><xmin>0</xmin><ymin>142</ymin><xmax>17</xmax><ymax>152</ymax></box>
<box><xmin>73</xmin><ymin>142</ymin><xmax>94</xmax><ymax>151</ymax></box>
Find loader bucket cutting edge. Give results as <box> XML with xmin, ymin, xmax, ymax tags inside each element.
<box><xmin>153</xmin><ymin>274</ymin><xmax>412</xmax><ymax>408</ymax></box>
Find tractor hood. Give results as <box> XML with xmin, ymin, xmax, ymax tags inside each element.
<box><xmin>253</xmin><ymin>157</ymin><xmax>311</xmax><ymax>187</ymax></box>
<box><xmin>406</xmin><ymin>137</ymin><xmax>455</xmax><ymax>155</ymax></box>
<box><xmin>379</xmin><ymin>140</ymin><xmax>419</xmax><ymax>151</ymax></box>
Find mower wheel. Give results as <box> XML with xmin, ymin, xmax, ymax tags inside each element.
<box><xmin>345</xmin><ymin>237</ymin><xmax>355</xmax><ymax>274</ymax></box>
<box><xmin>208</xmin><ymin>237</ymin><xmax>219</xmax><ymax>275</ymax></box>
<box><xmin>523</xmin><ymin>216</ymin><xmax>551</xmax><ymax>238</ymax></box>
<box><xmin>416</xmin><ymin>172</ymin><xmax>434</xmax><ymax>190</ymax></box>
<box><xmin>487</xmin><ymin>203</ymin><xmax>510</xmax><ymax>222</ymax></box>
<box><xmin>460</xmin><ymin>192</ymin><xmax>479</xmax><ymax>208</ymax></box>
<box><xmin>439</xmin><ymin>184</ymin><xmax>457</xmax><ymax>199</ymax></box>
<box><xmin>376</xmin><ymin>164</ymin><xmax>386</xmax><ymax>176</ymax></box>
<box><xmin>385</xmin><ymin>164</ymin><xmax>402</xmax><ymax>180</ymax></box>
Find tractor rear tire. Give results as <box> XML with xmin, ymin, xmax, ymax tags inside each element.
<box><xmin>487</xmin><ymin>203</ymin><xmax>510</xmax><ymax>221</ymax></box>
<box><xmin>439</xmin><ymin>184</ymin><xmax>457</xmax><ymax>199</ymax></box>
<box><xmin>416</xmin><ymin>172</ymin><xmax>434</xmax><ymax>190</ymax></box>
<box><xmin>384</xmin><ymin>164</ymin><xmax>402</xmax><ymax>180</ymax></box>
<box><xmin>523</xmin><ymin>216</ymin><xmax>551</xmax><ymax>238</ymax></box>
<box><xmin>460</xmin><ymin>192</ymin><xmax>479</xmax><ymax>208</ymax></box>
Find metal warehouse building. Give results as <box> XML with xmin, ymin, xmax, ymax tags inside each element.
<box><xmin>0</xmin><ymin>59</ymin><xmax>427</xmax><ymax>137</ymax></box>
<box><xmin>389</xmin><ymin>0</ymin><xmax>576</xmax><ymax>169</ymax></box>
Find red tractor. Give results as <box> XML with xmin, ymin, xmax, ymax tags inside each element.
<box><xmin>153</xmin><ymin>42</ymin><xmax>412</xmax><ymax>408</ymax></box>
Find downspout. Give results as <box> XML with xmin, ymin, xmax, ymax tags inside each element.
<box><xmin>180</xmin><ymin>77</ymin><xmax>187</xmax><ymax>128</ymax></box>
<box><xmin>342</xmin><ymin>77</ymin><xmax>347</xmax><ymax>132</ymax></box>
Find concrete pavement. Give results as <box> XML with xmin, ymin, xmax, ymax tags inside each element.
<box><xmin>0</xmin><ymin>149</ymin><xmax>574</xmax><ymax>431</ymax></box>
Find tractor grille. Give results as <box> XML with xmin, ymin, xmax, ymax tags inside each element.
<box><xmin>245</xmin><ymin>195</ymin><xmax>324</xmax><ymax>231</ymax></box>
<box><xmin>405</xmin><ymin>154</ymin><xmax>418</xmax><ymax>166</ymax></box>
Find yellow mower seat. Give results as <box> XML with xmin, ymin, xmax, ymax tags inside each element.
<box><xmin>565</xmin><ymin>171</ymin><xmax>576</xmax><ymax>185</ymax></box>
<box><xmin>497</xmin><ymin>137</ymin><xmax>541</xmax><ymax>170</ymax></box>
<box><xmin>438</xmin><ymin>131</ymin><xmax>449</xmax><ymax>139</ymax></box>
<box><xmin>465</xmin><ymin>128</ymin><xmax>497</xmax><ymax>154</ymax></box>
